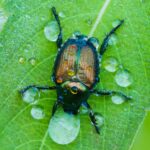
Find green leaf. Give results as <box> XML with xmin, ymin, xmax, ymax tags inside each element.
<box><xmin>0</xmin><ymin>0</ymin><xmax>149</xmax><ymax>150</ymax></box>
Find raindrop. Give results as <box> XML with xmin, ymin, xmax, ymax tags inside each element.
<box><xmin>115</xmin><ymin>69</ymin><xmax>133</xmax><ymax>87</ymax></box>
<box><xmin>112</xmin><ymin>19</ymin><xmax>122</xmax><ymax>28</ymax></box>
<box><xmin>48</xmin><ymin>108</ymin><xmax>80</xmax><ymax>145</ymax></box>
<box><xmin>80</xmin><ymin>105</ymin><xmax>89</xmax><ymax>114</ymax></box>
<box><xmin>22</xmin><ymin>87</ymin><xmax>40</xmax><ymax>104</ymax></box>
<box><xmin>0</xmin><ymin>8</ymin><xmax>8</xmax><ymax>32</ymax></box>
<box><xmin>95</xmin><ymin>113</ymin><xmax>104</xmax><ymax>127</ymax></box>
<box><xmin>59</xmin><ymin>11</ymin><xmax>66</xmax><ymax>18</ymax></box>
<box><xmin>19</xmin><ymin>56</ymin><xmax>26</xmax><ymax>64</ymax></box>
<box><xmin>103</xmin><ymin>57</ymin><xmax>119</xmax><ymax>72</ymax></box>
<box><xmin>108</xmin><ymin>34</ymin><xmax>117</xmax><ymax>45</ymax></box>
<box><xmin>31</xmin><ymin>106</ymin><xmax>45</xmax><ymax>120</ymax></box>
<box><xmin>111</xmin><ymin>95</ymin><xmax>125</xmax><ymax>105</ymax></box>
<box><xmin>29</xmin><ymin>57</ymin><xmax>36</xmax><ymax>66</ymax></box>
<box><xmin>44</xmin><ymin>21</ymin><xmax>59</xmax><ymax>42</ymax></box>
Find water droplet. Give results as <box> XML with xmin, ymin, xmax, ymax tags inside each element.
<box><xmin>112</xmin><ymin>19</ymin><xmax>121</xmax><ymax>28</ymax></box>
<box><xmin>68</xmin><ymin>69</ymin><xmax>75</xmax><ymax>76</ymax></box>
<box><xmin>115</xmin><ymin>69</ymin><xmax>133</xmax><ymax>87</ymax></box>
<box><xmin>108</xmin><ymin>34</ymin><xmax>117</xmax><ymax>45</ymax></box>
<box><xmin>0</xmin><ymin>8</ymin><xmax>8</xmax><ymax>32</ymax></box>
<box><xmin>80</xmin><ymin>105</ymin><xmax>89</xmax><ymax>114</ymax></box>
<box><xmin>22</xmin><ymin>87</ymin><xmax>40</xmax><ymax>104</ymax></box>
<box><xmin>95</xmin><ymin>113</ymin><xmax>104</xmax><ymax>127</ymax></box>
<box><xmin>44</xmin><ymin>21</ymin><xmax>59</xmax><ymax>42</ymax></box>
<box><xmin>29</xmin><ymin>57</ymin><xmax>36</xmax><ymax>66</ymax></box>
<box><xmin>48</xmin><ymin>108</ymin><xmax>80</xmax><ymax>144</ymax></box>
<box><xmin>31</xmin><ymin>106</ymin><xmax>45</xmax><ymax>120</ymax></box>
<box><xmin>73</xmin><ymin>31</ymin><xmax>81</xmax><ymax>37</ymax></box>
<box><xmin>111</xmin><ymin>95</ymin><xmax>125</xmax><ymax>105</ymax></box>
<box><xmin>19</xmin><ymin>56</ymin><xmax>26</xmax><ymax>64</ymax></box>
<box><xmin>88</xmin><ymin>37</ymin><xmax>99</xmax><ymax>49</ymax></box>
<box><xmin>59</xmin><ymin>11</ymin><xmax>66</xmax><ymax>18</ymax></box>
<box><xmin>103</xmin><ymin>57</ymin><xmax>119</xmax><ymax>72</ymax></box>
<box><xmin>86</xmin><ymin>19</ymin><xmax>92</xmax><ymax>26</ymax></box>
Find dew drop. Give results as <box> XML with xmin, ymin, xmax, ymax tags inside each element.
<box><xmin>48</xmin><ymin>108</ymin><xmax>80</xmax><ymax>145</ymax></box>
<box><xmin>95</xmin><ymin>113</ymin><xmax>104</xmax><ymax>127</ymax></box>
<box><xmin>19</xmin><ymin>56</ymin><xmax>26</xmax><ymax>64</ymax></box>
<box><xmin>111</xmin><ymin>95</ymin><xmax>125</xmax><ymax>105</ymax></box>
<box><xmin>112</xmin><ymin>19</ymin><xmax>122</xmax><ymax>28</ymax></box>
<box><xmin>115</xmin><ymin>69</ymin><xmax>133</xmax><ymax>87</ymax></box>
<box><xmin>31</xmin><ymin>106</ymin><xmax>45</xmax><ymax>120</ymax></box>
<box><xmin>108</xmin><ymin>34</ymin><xmax>117</xmax><ymax>45</ymax></box>
<box><xmin>0</xmin><ymin>8</ymin><xmax>8</xmax><ymax>32</ymax></box>
<box><xmin>29</xmin><ymin>57</ymin><xmax>36</xmax><ymax>66</ymax></box>
<box><xmin>44</xmin><ymin>21</ymin><xmax>59</xmax><ymax>42</ymax></box>
<box><xmin>22</xmin><ymin>87</ymin><xmax>40</xmax><ymax>104</ymax></box>
<box><xmin>59</xmin><ymin>11</ymin><xmax>66</xmax><ymax>18</ymax></box>
<box><xmin>80</xmin><ymin>105</ymin><xmax>89</xmax><ymax>114</ymax></box>
<box><xmin>103</xmin><ymin>57</ymin><xmax>119</xmax><ymax>72</ymax></box>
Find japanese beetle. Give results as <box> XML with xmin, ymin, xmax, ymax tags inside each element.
<box><xmin>20</xmin><ymin>7</ymin><xmax>131</xmax><ymax>134</ymax></box>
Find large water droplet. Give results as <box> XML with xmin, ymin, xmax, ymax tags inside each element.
<box><xmin>31</xmin><ymin>106</ymin><xmax>45</xmax><ymax>120</ymax></box>
<box><xmin>0</xmin><ymin>8</ymin><xmax>8</xmax><ymax>32</ymax></box>
<box><xmin>111</xmin><ymin>95</ymin><xmax>125</xmax><ymax>105</ymax></box>
<box><xmin>108</xmin><ymin>34</ymin><xmax>117</xmax><ymax>45</ymax></box>
<box><xmin>48</xmin><ymin>108</ymin><xmax>80</xmax><ymax>145</ymax></box>
<box><xmin>22</xmin><ymin>87</ymin><xmax>40</xmax><ymax>104</ymax></box>
<box><xmin>29</xmin><ymin>57</ymin><xmax>36</xmax><ymax>66</ymax></box>
<box><xmin>19</xmin><ymin>56</ymin><xmax>26</xmax><ymax>64</ymax></box>
<box><xmin>112</xmin><ymin>19</ymin><xmax>122</xmax><ymax>28</ymax></box>
<box><xmin>115</xmin><ymin>69</ymin><xmax>133</xmax><ymax>87</ymax></box>
<box><xmin>95</xmin><ymin>113</ymin><xmax>104</xmax><ymax>127</ymax></box>
<box><xmin>44</xmin><ymin>21</ymin><xmax>59</xmax><ymax>42</ymax></box>
<box><xmin>103</xmin><ymin>57</ymin><xmax>119</xmax><ymax>72</ymax></box>
<box><xmin>59</xmin><ymin>11</ymin><xmax>66</xmax><ymax>18</ymax></box>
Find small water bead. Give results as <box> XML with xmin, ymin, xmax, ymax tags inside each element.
<box><xmin>112</xmin><ymin>20</ymin><xmax>122</xmax><ymax>28</ymax></box>
<box><xmin>29</xmin><ymin>57</ymin><xmax>36</xmax><ymax>66</ymax></box>
<box><xmin>22</xmin><ymin>87</ymin><xmax>40</xmax><ymax>104</ymax></box>
<box><xmin>103</xmin><ymin>57</ymin><xmax>119</xmax><ymax>72</ymax></box>
<box><xmin>80</xmin><ymin>105</ymin><xmax>89</xmax><ymax>114</ymax></box>
<box><xmin>59</xmin><ymin>11</ymin><xmax>66</xmax><ymax>18</ymax></box>
<box><xmin>111</xmin><ymin>95</ymin><xmax>125</xmax><ymax>105</ymax></box>
<box><xmin>48</xmin><ymin>108</ymin><xmax>80</xmax><ymax>144</ymax></box>
<box><xmin>31</xmin><ymin>106</ymin><xmax>45</xmax><ymax>120</ymax></box>
<box><xmin>19</xmin><ymin>56</ymin><xmax>26</xmax><ymax>64</ymax></box>
<box><xmin>115</xmin><ymin>69</ymin><xmax>133</xmax><ymax>87</ymax></box>
<box><xmin>73</xmin><ymin>31</ymin><xmax>81</xmax><ymax>37</ymax></box>
<box><xmin>44</xmin><ymin>21</ymin><xmax>59</xmax><ymax>42</ymax></box>
<box><xmin>0</xmin><ymin>8</ymin><xmax>8</xmax><ymax>32</ymax></box>
<box><xmin>108</xmin><ymin>34</ymin><xmax>117</xmax><ymax>45</ymax></box>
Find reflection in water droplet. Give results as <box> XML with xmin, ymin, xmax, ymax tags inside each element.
<box><xmin>111</xmin><ymin>95</ymin><xmax>125</xmax><ymax>105</ymax></box>
<box><xmin>48</xmin><ymin>108</ymin><xmax>80</xmax><ymax>145</ymax></box>
<box><xmin>0</xmin><ymin>8</ymin><xmax>8</xmax><ymax>32</ymax></box>
<box><xmin>108</xmin><ymin>34</ymin><xmax>117</xmax><ymax>45</ymax></box>
<box><xmin>31</xmin><ymin>106</ymin><xmax>45</xmax><ymax>120</ymax></box>
<box><xmin>44</xmin><ymin>21</ymin><xmax>59</xmax><ymax>42</ymax></box>
<box><xmin>112</xmin><ymin>19</ymin><xmax>121</xmax><ymax>28</ymax></box>
<box><xmin>115</xmin><ymin>69</ymin><xmax>133</xmax><ymax>87</ymax></box>
<box><xmin>59</xmin><ymin>12</ymin><xmax>66</xmax><ymax>18</ymax></box>
<box><xmin>19</xmin><ymin>56</ymin><xmax>26</xmax><ymax>64</ymax></box>
<box><xmin>22</xmin><ymin>88</ymin><xmax>40</xmax><ymax>104</ymax></box>
<box><xmin>29</xmin><ymin>57</ymin><xmax>36</xmax><ymax>66</ymax></box>
<box><xmin>95</xmin><ymin>113</ymin><xmax>104</xmax><ymax>127</ymax></box>
<box><xmin>103</xmin><ymin>57</ymin><xmax>118</xmax><ymax>72</ymax></box>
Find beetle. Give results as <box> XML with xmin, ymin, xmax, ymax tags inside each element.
<box><xmin>20</xmin><ymin>7</ymin><xmax>131</xmax><ymax>134</ymax></box>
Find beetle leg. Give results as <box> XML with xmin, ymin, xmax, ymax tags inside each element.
<box><xmin>99</xmin><ymin>20</ymin><xmax>124</xmax><ymax>56</ymax></box>
<box><xmin>83</xmin><ymin>102</ymin><xmax>100</xmax><ymax>134</ymax></box>
<box><xmin>51</xmin><ymin>7</ymin><xmax>63</xmax><ymax>49</ymax></box>
<box><xmin>52</xmin><ymin>101</ymin><xmax>61</xmax><ymax>116</ymax></box>
<box><xmin>91</xmin><ymin>89</ymin><xmax>132</xmax><ymax>100</ymax></box>
<box><xmin>19</xmin><ymin>85</ymin><xmax>56</xmax><ymax>95</ymax></box>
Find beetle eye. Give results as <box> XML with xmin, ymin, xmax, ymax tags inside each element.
<box><xmin>70</xmin><ymin>86</ymin><xmax>78</xmax><ymax>94</ymax></box>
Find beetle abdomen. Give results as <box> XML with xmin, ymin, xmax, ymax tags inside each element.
<box><xmin>54</xmin><ymin>39</ymin><xmax>99</xmax><ymax>88</ymax></box>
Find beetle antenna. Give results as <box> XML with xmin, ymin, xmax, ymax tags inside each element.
<box><xmin>99</xmin><ymin>20</ymin><xmax>124</xmax><ymax>56</ymax></box>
